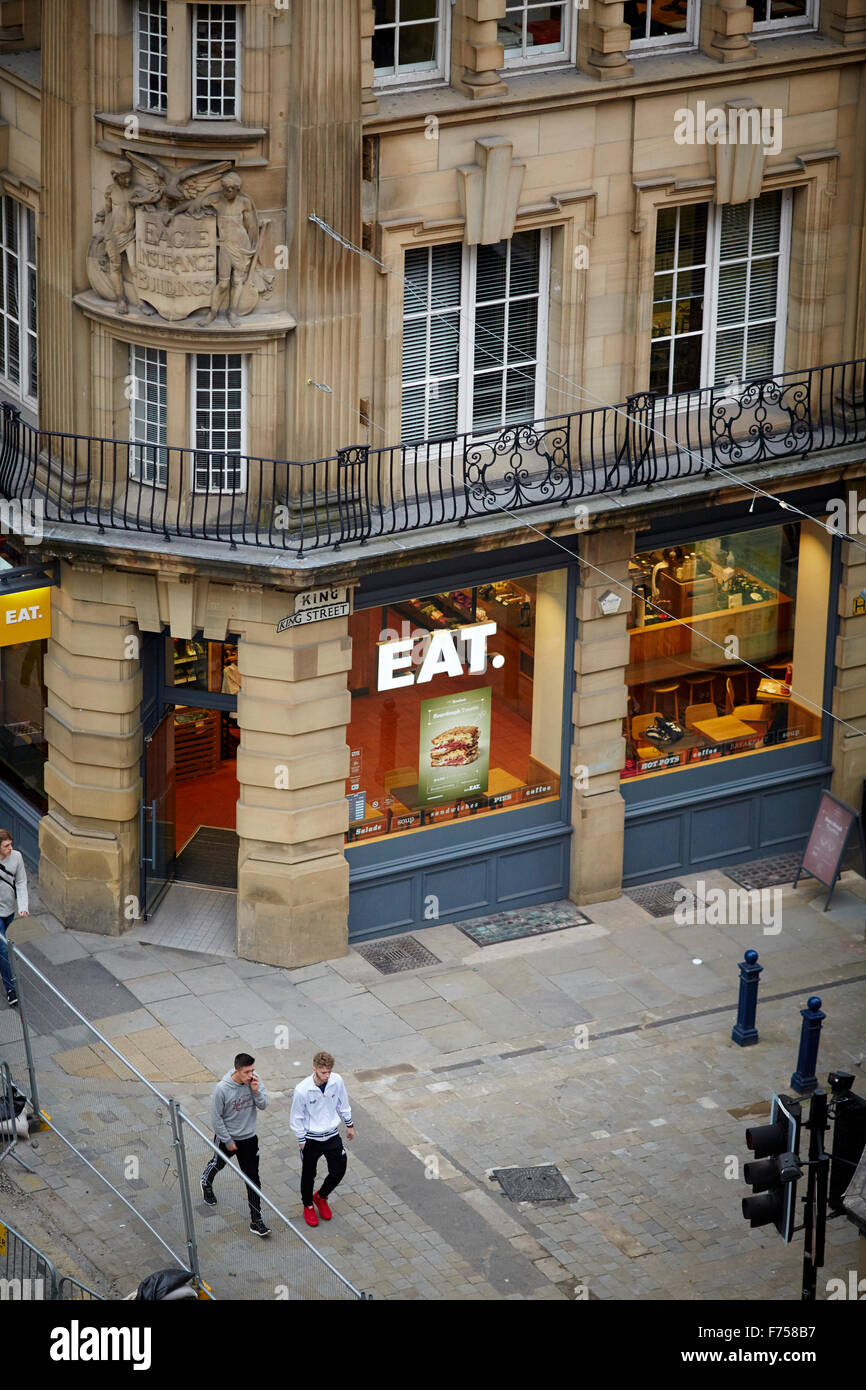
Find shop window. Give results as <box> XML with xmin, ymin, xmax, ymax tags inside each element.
<box><xmin>402</xmin><ymin>230</ymin><xmax>549</xmax><ymax>445</ymax></box>
<box><xmin>192</xmin><ymin>353</ymin><xmax>246</xmax><ymax>492</ymax></box>
<box><xmin>193</xmin><ymin>3</ymin><xmax>240</xmax><ymax>119</ymax></box>
<box><xmin>135</xmin><ymin>0</ymin><xmax>168</xmax><ymax>113</ymax></box>
<box><xmin>167</xmin><ymin>636</ymin><xmax>240</xmax><ymax>695</ymax></box>
<box><xmin>0</xmin><ymin>636</ymin><xmax>47</xmax><ymax>809</ymax></box>
<box><xmin>622</xmin><ymin>522</ymin><xmax>828</xmax><ymax>783</ymax></box>
<box><xmin>651</xmin><ymin>191</ymin><xmax>790</xmax><ymax>397</ymax></box>
<box><xmin>500</xmin><ymin>2</ymin><xmax>573</xmax><ymax>66</ymax></box>
<box><xmin>746</xmin><ymin>0</ymin><xmax>816</xmax><ymax>30</ymax></box>
<box><xmin>372</xmin><ymin>0</ymin><xmax>449</xmax><ymax>87</ymax></box>
<box><xmin>626</xmin><ymin>0</ymin><xmax>697</xmax><ymax>47</ymax></box>
<box><xmin>0</xmin><ymin>198</ymin><xmax>37</xmax><ymax>408</ymax></box>
<box><xmin>345</xmin><ymin>572</ymin><xmax>567</xmax><ymax>843</ymax></box>
<box><xmin>129</xmin><ymin>345</ymin><xmax>168</xmax><ymax>486</ymax></box>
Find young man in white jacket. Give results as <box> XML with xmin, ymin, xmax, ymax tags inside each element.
<box><xmin>290</xmin><ymin>1050</ymin><xmax>354</xmax><ymax>1227</ymax></box>
<box><xmin>0</xmin><ymin>830</ymin><xmax>29</xmax><ymax>1007</ymax></box>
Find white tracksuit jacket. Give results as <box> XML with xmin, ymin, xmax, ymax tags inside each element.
<box><xmin>290</xmin><ymin>1073</ymin><xmax>352</xmax><ymax>1144</ymax></box>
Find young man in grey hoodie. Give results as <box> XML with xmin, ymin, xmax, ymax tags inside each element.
<box><xmin>201</xmin><ymin>1052</ymin><xmax>271</xmax><ymax>1237</ymax></box>
<box><xmin>0</xmin><ymin>829</ymin><xmax>29</xmax><ymax>1007</ymax></box>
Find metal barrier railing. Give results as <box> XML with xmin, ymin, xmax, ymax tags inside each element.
<box><xmin>0</xmin><ymin>1219</ymin><xmax>55</xmax><ymax>1299</ymax></box>
<box><xmin>56</xmin><ymin>1274</ymin><xmax>104</xmax><ymax>1300</ymax></box>
<box><xmin>5</xmin><ymin>943</ymin><xmax>367</xmax><ymax>1300</ymax></box>
<box><xmin>0</xmin><ymin>1059</ymin><xmax>33</xmax><ymax>1174</ymax></box>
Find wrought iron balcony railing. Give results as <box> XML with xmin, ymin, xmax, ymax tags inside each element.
<box><xmin>1</xmin><ymin>358</ymin><xmax>864</xmax><ymax>557</ymax></box>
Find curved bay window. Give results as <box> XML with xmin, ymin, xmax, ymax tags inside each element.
<box><xmin>345</xmin><ymin>572</ymin><xmax>567</xmax><ymax>842</ymax></box>
<box><xmin>623</xmin><ymin>521</ymin><xmax>828</xmax><ymax>781</ymax></box>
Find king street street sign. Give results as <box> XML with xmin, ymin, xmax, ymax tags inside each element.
<box><xmin>277</xmin><ymin>586</ymin><xmax>351</xmax><ymax>632</ymax></box>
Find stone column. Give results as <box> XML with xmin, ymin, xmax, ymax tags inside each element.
<box><xmin>703</xmin><ymin>0</ymin><xmax>756</xmax><ymax>62</ymax></box>
<box><xmin>820</xmin><ymin>0</ymin><xmax>866</xmax><ymax>45</ymax></box>
<box><xmin>570</xmin><ymin>528</ymin><xmax>632</xmax><ymax>903</ymax></box>
<box><xmin>235</xmin><ymin>612</ymin><xmax>352</xmax><ymax>968</ymax></box>
<box><xmin>38</xmin><ymin>566</ymin><xmax>142</xmax><ymax>935</ymax></box>
<box><xmin>578</xmin><ymin>0</ymin><xmax>634</xmax><ymax>80</ymax></box>
<box><xmin>360</xmin><ymin>0</ymin><xmax>379</xmax><ymax>115</ymax></box>
<box><xmin>830</xmin><ymin>534</ymin><xmax>866</xmax><ymax>807</ymax></box>
<box><xmin>166</xmin><ymin>1</ymin><xmax>192</xmax><ymax>125</ymax></box>
<box><xmin>453</xmin><ymin>0</ymin><xmax>508</xmax><ymax>101</ymax></box>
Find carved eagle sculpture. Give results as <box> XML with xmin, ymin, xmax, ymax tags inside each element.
<box><xmin>124</xmin><ymin>152</ymin><xmax>234</xmax><ymax>212</ymax></box>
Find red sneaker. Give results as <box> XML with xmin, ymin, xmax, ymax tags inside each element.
<box><xmin>303</xmin><ymin>1204</ymin><xmax>319</xmax><ymax>1227</ymax></box>
<box><xmin>312</xmin><ymin>1191</ymin><xmax>332</xmax><ymax>1220</ymax></box>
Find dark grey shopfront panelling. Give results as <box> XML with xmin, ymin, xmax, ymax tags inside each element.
<box><xmin>622</xmin><ymin>769</ymin><xmax>830</xmax><ymax>886</ymax></box>
<box><xmin>0</xmin><ymin>781</ymin><xmax>41</xmax><ymax>868</ymax></box>
<box><xmin>348</xmin><ymin>828</ymin><xmax>571</xmax><ymax>940</ymax></box>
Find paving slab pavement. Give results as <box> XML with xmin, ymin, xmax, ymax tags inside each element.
<box><xmin>1</xmin><ymin>868</ymin><xmax>864</xmax><ymax>1300</ymax></box>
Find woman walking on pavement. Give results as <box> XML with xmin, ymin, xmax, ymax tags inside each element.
<box><xmin>0</xmin><ymin>830</ymin><xmax>29</xmax><ymax>1007</ymax></box>
<box><xmin>290</xmin><ymin>1051</ymin><xmax>354</xmax><ymax>1226</ymax></box>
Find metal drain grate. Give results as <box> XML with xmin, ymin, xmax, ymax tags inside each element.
<box><xmin>724</xmin><ymin>853</ymin><xmax>804</xmax><ymax>891</ymax></box>
<box><xmin>625</xmin><ymin>879</ymin><xmax>688</xmax><ymax>918</ymax></box>
<box><xmin>455</xmin><ymin>902</ymin><xmax>592</xmax><ymax>947</ymax></box>
<box><xmin>356</xmin><ymin>935</ymin><xmax>441</xmax><ymax>975</ymax></box>
<box><xmin>492</xmin><ymin>1165</ymin><xmax>574</xmax><ymax>1204</ymax></box>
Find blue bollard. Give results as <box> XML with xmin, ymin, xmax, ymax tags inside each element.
<box><xmin>790</xmin><ymin>996</ymin><xmax>826</xmax><ymax>1093</ymax></box>
<box><xmin>732</xmin><ymin>949</ymin><xmax>763</xmax><ymax>1046</ymax></box>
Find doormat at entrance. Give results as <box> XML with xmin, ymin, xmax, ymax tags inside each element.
<box><xmin>624</xmin><ymin>880</ymin><xmax>688</xmax><ymax>918</ymax></box>
<box><xmin>174</xmin><ymin>826</ymin><xmax>238</xmax><ymax>891</ymax></box>
<box><xmin>724</xmin><ymin>852</ymin><xmax>805</xmax><ymax>892</ymax></box>
<box><xmin>454</xmin><ymin>902</ymin><xmax>592</xmax><ymax>947</ymax></box>
<box><xmin>492</xmin><ymin>1165</ymin><xmax>574</xmax><ymax>1204</ymax></box>
<box><xmin>356</xmin><ymin>936</ymin><xmax>441</xmax><ymax>975</ymax></box>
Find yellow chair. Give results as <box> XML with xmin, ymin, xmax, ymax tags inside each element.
<box><xmin>733</xmin><ymin>704</ymin><xmax>771</xmax><ymax>737</ymax></box>
<box><xmin>685</xmin><ymin>702</ymin><xmax>717</xmax><ymax>730</ymax></box>
<box><xmin>632</xmin><ymin>714</ymin><xmax>660</xmax><ymax>760</ymax></box>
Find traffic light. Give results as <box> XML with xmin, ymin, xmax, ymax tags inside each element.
<box><xmin>742</xmin><ymin>1093</ymin><xmax>803</xmax><ymax>1242</ymax></box>
<box><xmin>828</xmin><ymin>1072</ymin><xmax>866</xmax><ymax>1211</ymax></box>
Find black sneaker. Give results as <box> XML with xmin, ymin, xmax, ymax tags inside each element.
<box><xmin>201</xmin><ymin>1181</ymin><xmax>217</xmax><ymax>1207</ymax></box>
<box><xmin>249</xmin><ymin>1218</ymin><xmax>271</xmax><ymax>1237</ymax></box>
<box><xmin>6</xmin><ymin>992</ymin><xmax>18</xmax><ymax>1007</ymax></box>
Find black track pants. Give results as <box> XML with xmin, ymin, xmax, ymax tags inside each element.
<box><xmin>300</xmin><ymin>1134</ymin><xmax>347</xmax><ymax>1207</ymax></box>
<box><xmin>202</xmin><ymin>1135</ymin><xmax>262</xmax><ymax>1218</ymax></box>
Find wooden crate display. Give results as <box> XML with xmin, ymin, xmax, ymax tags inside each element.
<box><xmin>174</xmin><ymin>709</ymin><xmax>220</xmax><ymax>781</ymax></box>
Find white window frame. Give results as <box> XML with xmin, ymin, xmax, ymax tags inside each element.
<box><xmin>650</xmin><ymin>190</ymin><xmax>792</xmax><ymax>399</ymax></box>
<box><xmin>191</xmin><ymin>353</ymin><xmax>247</xmax><ymax>494</ymax></box>
<box><xmin>749</xmin><ymin>0</ymin><xmax>817</xmax><ymax>35</ymax></box>
<box><xmin>401</xmin><ymin>230</ymin><xmax>550</xmax><ymax>448</ymax></box>
<box><xmin>628</xmin><ymin>0</ymin><xmax>700</xmax><ymax>53</ymax></box>
<box><xmin>192</xmin><ymin>3</ymin><xmax>242</xmax><ymax>120</ymax></box>
<box><xmin>128</xmin><ymin>344</ymin><xmax>168</xmax><ymax>487</ymax></box>
<box><xmin>372</xmin><ymin>0</ymin><xmax>450</xmax><ymax>91</ymax></box>
<box><xmin>501</xmin><ymin>1</ymin><xmax>576</xmax><ymax>70</ymax></box>
<box><xmin>0</xmin><ymin>197</ymin><xmax>37</xmax><ymax>409</ymax></box>
<box><xmin>134</xmin><ymin>0</ymin><xmax>168</xmax><ymax>115</ymax></box>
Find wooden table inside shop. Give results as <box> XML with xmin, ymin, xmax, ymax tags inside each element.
<box><xmin>692</xmin><ymin>715</ymin><xmax>760</xmax><ymax>744</ymax></box>
<box><xmin>389</xmin><ymin>767</ymin><xmax>523</xmax><ymax>815</ymax></box>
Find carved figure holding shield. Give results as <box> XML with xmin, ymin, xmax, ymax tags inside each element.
<box><xmin>95</xmin><ymin>159</ymin><xmax>161</xmax><ymax>314</ymax></box>
<box><xmin>183</xmin><ymin>172</ymin><xmax>258</xmax><ymax>327</ymax></box>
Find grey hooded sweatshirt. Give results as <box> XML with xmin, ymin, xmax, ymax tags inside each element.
<box><xmin>210</xmin><ymin>1070</ymin><xmax>268</xmax><ymax>1145</ymax></box>
<box><xmin>0</xmin><ymin>848</ymin><xmax>28</xmax><ymax>919</ymax></box>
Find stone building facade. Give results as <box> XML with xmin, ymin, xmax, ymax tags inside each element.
<box><xmin>0</xmin><ymin>0</ymin><xmax>863</xmax><ymax>965</ymax></box>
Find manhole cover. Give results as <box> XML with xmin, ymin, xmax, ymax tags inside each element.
<box><xmin>356</xmin><ymin>935</ymin><xmax>441</xmax><ymax>975</ymax></box>
<box><xmin>725</xmin><ymin>853</ymin><xmax>803</xmax><ymax>891</ymax></box>
<box><xmin>625</xmin><ymin>880</ymin><xmax>688</xmax><ymax>918</ymax></box>
<box><xmin>456</xmin><ymin>903</ymin><xmax>592</xmax><ymax>947</ymax></box>
<box><xmin>492</xmin><ymin>1165</ymin><xmax>574</xmax><ymax>1203</ymax></box>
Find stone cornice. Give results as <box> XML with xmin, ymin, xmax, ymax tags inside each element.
<box><xmin>73</xmin><ymin>291</ymin><xmax>297</xmax><ymax>345</ymax></box>
<box><xmin>96</xmin><ymin>112</ymin><xmax>268</xmax><ymax>164</ymax></box>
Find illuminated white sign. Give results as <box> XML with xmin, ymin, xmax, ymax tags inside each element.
<box><xmin>377</xmin><ymin>622</ymin><xmax>504</xmax><ymax>691</ymax></box>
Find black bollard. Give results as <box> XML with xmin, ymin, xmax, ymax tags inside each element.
<box><xmin>732</xmin><ymin>949</ymin><xmax>762</xmax><ymax>1046</ymax></box>
<box><xmin>790</xmin><ymin>996</ymin><xmax>825</xmax><ymax>1094</ymax></box>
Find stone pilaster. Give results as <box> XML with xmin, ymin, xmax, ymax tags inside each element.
<box><xmin>235</xmin><ymin>616</ymin><xmax>352</xmax><ymax>968</ymax></box>
<box><xmin>578</xmin><ymin>0</ymin><xmax>634</xmax><ymax>80</ymax></box>
<box><xmin>285</xmin><ymin>0</ymin><xmax>362</xmax><ymax>461</ymax></box>
<box><xmin>570</xmin><ymin>528</ymin><xmax>633</xmax><ymax>904</ymax></box>
<box><xmin>831</xmin><ymin>533</ymin><xmax>866</xmax><ymax>807</ymax></box>
<box><xmin>37</xmin><ymin>567</ymin><xmax>142</xmax><ymax>935</ymax></box>
<box><xmin>453</xmin><ymin>0</ymin><xmax>508</xmax><ymax>101</ymax></box>
<box><xmin>360</xmin><ymin>0</ymin><xmax>379</xmax><ymax>114</ymax></box>
<box><xmin>703</xmin><ymin>0</ymin><xmax>756</xmax><ymax>63</ymax></box>
<box><xmin>40</xmin><ymin>0</ymin><xmax>94</xmax><ymax>436</ymax></box>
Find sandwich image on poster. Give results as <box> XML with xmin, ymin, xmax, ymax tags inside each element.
<box><xmin>418</xmin><ymin>688</ymin><xmax>491</xmax><ymax>804</ymax></box>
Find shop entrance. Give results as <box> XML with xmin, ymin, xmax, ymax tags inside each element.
<box><xmin>140</xmin><ymin>635</ymin><xmax>240</xmax><ymax>918</ymax></box>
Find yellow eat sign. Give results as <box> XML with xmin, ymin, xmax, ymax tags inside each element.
<box><xmin>0</xmin><ymin>587</ymin><xmax>51</xmax><ymax>647</ymax></box>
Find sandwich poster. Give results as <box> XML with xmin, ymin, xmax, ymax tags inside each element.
<box><xmin>418</xmin><ymin>688</ymin><xmax>491</xmax><ymax>805</ymax></box>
